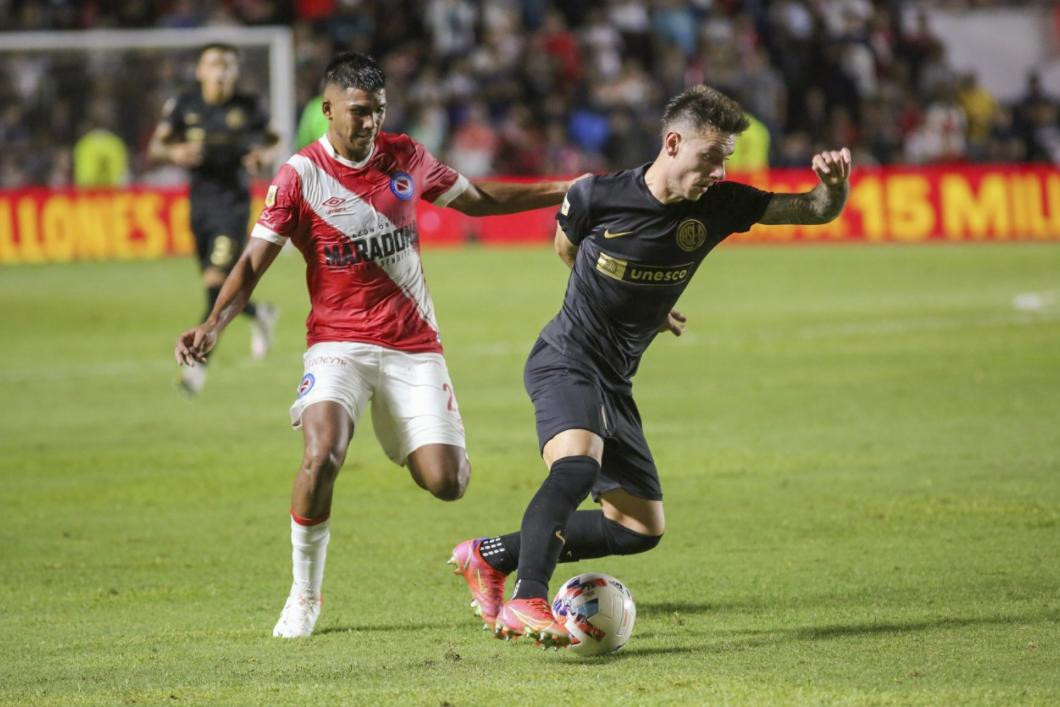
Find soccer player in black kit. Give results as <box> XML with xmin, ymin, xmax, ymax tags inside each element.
<box><xmin>450</xmin><ymin>85</ymin><xmax>853</xmax><ymax>647</ymax></box>
<box><xmin>149</xmin><ymin>43</ymin><xmax>280</xmax><ymax>394</ymax></box>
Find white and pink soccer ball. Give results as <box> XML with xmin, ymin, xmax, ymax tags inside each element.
<box><xmin>552</xmin><ymin>572</ymin><xmax>636</xmax><ymax>656</ymax></box>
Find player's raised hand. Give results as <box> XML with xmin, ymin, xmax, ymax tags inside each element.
<box><xmin>811</xmin><ymin>148</ymin><xmax>852</xmax><ymax>187</ymax></box>
<box><xmin>659</xmin><ymin>309</ymin><xmax>687</xmax><ymax>337</ymax></box>
<box><xmin>175</xmin><ymin>324</ymin><xmax>218</xmax><ymax>366</ymax></box>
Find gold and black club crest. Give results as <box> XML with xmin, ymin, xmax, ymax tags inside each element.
<box><xmin>225</xmin><ymin>108</ymin><xmax>246</xmax><ymax>129</ymax></box>
<box><xmin>675</xmin><ymin>218</ymin><xmax>707</xmax><ymax>252</ymax></box>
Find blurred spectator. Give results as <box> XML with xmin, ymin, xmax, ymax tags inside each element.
<box><xmin>603</xmin><ymin>109</ymin><xmax>655</xmax><ymax>168</ymax></box>
<box><xmin>775</xmin><ymin>131</ymin><xmax>814</xmax><ymax>168</ymax></box>
<box><xmin>1</xmin><ymin>0</ymin><xmax>1058</xmax><ymax>188</ymax></box>
<box><xmin>295</xmin><ymin>95</ymin><xmax>327</xmax><ymax>150</ymax></box>
<box><xmin>905</xmin><ymin>85</ymin><xmax>967</xmax><ymax>164</ymax></box>
<box><xmin>736</xmin><ymin>48</ymin><xmax>787</xmax><ymax>140</ymax></box>
<box><xmin>496</xmin><ymin>104</ymin><xmax>545</xmax><ymax>175</ymax></box>
<box><xmin>606</xmin><ymin>0</ymin><xmax>652</xmax><ymax>66</ymax></box>
<box><xmin>447</xmin><ymin>102</ymin><xmax>498</xmax><ymax>177</ymax></box>
<box><xmin>543</xmin><ymin>121</ymin><xmax>584</xmax><ymax>174</ymax></box>
<box><xmin>652</xmin><ymin>0</ymin><xmax>697</xmax><ymax>58</ymax></box>
<box><xmin>157</xmin><ymin>0</ymin><xmax>205</xmax><ymax>29</ymax></box>
<box><xmin>407</xmin><ymin>102</ymin><xmax>449</xmax><ymax>157</ymax></box>
<box><xmin>1014</xmin><ymin>71</ymin><xmax>1060</xmax><ymax>163</ymax></box>
<box><xmin>425</xmin><ymin>0</ymin><xmax>477</xmax><ymax>59</ymax></box>
<box><xmin>595</xmin><ymin>57</ymin><xmax>655</xmax><ymax>111</ymax></box>
<box><xmin>896</xmin><ymin>9</ymin><xmax>941</xmax><ymax>94</ymax></box>
<box><xmin>859</xmin><ymin>98</ymin><xmax>903</xmax><ymax>164</ymax></box>
<box><xmin>986</xmin><ymin>108</ymin><xmax>1028</xmax><ymax>163</ymax></box>
<box><xmin>73</xmin><ymin>114</ymin><xmax>130</xmax><ymax>187</ymax></box>
<box><xmin>567</xmin><ymin>106</ymin><xmax>610</xmax><ymax>154</ymax></box>
<box><xmin>728</xmin><ymin>113</ymin><xmax>771</xmax><ymax>172</ymax></box>
<box><xmin>581</xmin><ymin>8</ymin><xmax>623</xmax><ymax>80</ymax></box>
<box><xmin>957</xmin><ymin>72</ymin><xmax>998</xmax><ymax>160</ymax></box>
<box><xmin>539</xmin><ymin>9</ymin><xmax>582</xmax><ymax>85</ymax></box>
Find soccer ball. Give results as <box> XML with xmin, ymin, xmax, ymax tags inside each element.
<box><xmin>551</xmin><ymin>572</ymin><xmax>636</xmax><ymax>656</ymax></box>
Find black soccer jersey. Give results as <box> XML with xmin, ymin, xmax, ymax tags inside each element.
<box><xmin>162</xmin><ymin>90</ymin><xmax>270</xmax><ymax>207</ymax></box>
<box><xmin>540</xmin><ymin>164</ymin><xmax>773</xmax><ymax>389</ymax></box>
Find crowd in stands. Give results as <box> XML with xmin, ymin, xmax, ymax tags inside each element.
<box><xmin>1</xmin><ymin>0</ymin><xmax>1058</xmax><ymax>188</ymax></box>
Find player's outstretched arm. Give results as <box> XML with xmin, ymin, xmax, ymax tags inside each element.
<box><xmin>174</xmin><ymin>238</ymin><xmax>282</xmax><ymax>366</ymax></box>
<box><xmin>757</xmin><ymin>148</ymin><xmax>852</xmax><ymax>225</ymax></box>
<box><xmin>447</xmin><ymin>175</ymin><xmax>589</xmax><ymax>216</ymax></box>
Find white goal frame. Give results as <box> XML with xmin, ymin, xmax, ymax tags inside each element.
<box><xmin>0</xmin><ymin>26</ymin><xmax>296</xmax><ymax>162</ymax></box>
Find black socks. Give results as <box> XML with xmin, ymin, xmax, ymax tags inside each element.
<box><xmin>512</xmin><ymin>456</ymin><xmax>600</xmax><ymax>600</ymax></box>
<box><xmin>484</xmin><ymin>510</ymin><xmax>662</xmax><ymax>575</ymax></box>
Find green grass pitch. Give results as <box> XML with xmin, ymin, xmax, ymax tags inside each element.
<box><xmin>1</xmin><ymin>243</ymin><xmax>1058</xmax><ymax>705</ymax></box>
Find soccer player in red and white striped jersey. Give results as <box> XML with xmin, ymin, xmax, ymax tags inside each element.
<box><xmin>174</xmin><ymin>52</ymin><xmax>580</xmax><ymax>638</ymax></box>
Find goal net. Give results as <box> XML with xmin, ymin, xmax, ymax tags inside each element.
<box><xmin>0</xmin><ymin>26</ymin><xmax>295</xmax><ymax>187</ymax></box>
<box><xmin>0</xmin><ymin>27</ymin><xmax>295</xmax><ymax>264</ymax></box>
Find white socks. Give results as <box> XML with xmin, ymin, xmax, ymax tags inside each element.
<box><xmin>290</xmin><ymin>516</ymin><xmax>330</xmax><ymax>597</ymax></box>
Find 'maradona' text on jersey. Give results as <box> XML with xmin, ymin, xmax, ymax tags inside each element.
<box><xmin>542</xmin><ymin>165</ymin><xmax>772</xmax><ymax>389</ymax></box>
<box><xmin>252</xmin><ymin>133</ymin><xmax>469</xmax><ymax>352</ymax></box>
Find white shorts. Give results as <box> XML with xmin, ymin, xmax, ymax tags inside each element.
<box><xmin>289</xmin><ymin>341</ymin><xmax>466</xmax><ymax>466</ymax></box>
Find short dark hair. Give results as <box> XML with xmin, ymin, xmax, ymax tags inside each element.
<box><xmin>198</xmin><ymin>42</ymin><xmax>238</xmax><ymax>60</ymax></box>
<box><xmin>323</xmin><ymin>52</ymin><xmax>386</xmax><ymax>92</ymax></box>
<box><xmin>662</xmin><ymin>85</ymin><xmax>749</xmax><ymax>135</ymax></box>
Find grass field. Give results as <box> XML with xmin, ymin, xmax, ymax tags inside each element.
<box><xmin>1</xmin><ymin>243</ymin><xmax>1058</xmax><ymax>705</ymax></box>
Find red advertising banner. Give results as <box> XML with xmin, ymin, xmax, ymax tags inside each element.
<box><xmin>1</xmin><ymin>165</ymin><xmax>1058</xmax><ymax>264</ymax></box>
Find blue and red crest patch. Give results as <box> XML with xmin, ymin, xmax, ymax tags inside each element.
<box><xmin>389</xmin><ymin>171</ymin><xmax>415</xmax><ymax>201</ymax></box>
<box><xmin>297</xmin><ymin>373</ymin><xmax>315</xmax><ymax>397</ymax></box>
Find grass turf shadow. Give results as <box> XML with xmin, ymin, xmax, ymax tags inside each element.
<box><xmin>734</xmin><ymin>609</ymin><xmax>1059</xmax><ymax>642</ymax></box>
<box><xmin>317</xmin><ymin>621</ymin><xmax>456</xmax><ymax>635</ymax></box>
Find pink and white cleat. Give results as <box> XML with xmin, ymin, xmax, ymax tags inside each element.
<box><xmin>448</xmin><ymin>538</ymin><xmax>508</xmax><ymax>629</ymax></box>
<box><xmin>494</xmin><ymin>598</ymin><xmax>570</xmax><ymax>649</ymax></box>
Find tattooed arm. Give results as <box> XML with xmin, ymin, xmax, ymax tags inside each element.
<box><xmin>758</xmin><ymin>148</ymin><xmax>852</xmax><ymax>225</ymax></box>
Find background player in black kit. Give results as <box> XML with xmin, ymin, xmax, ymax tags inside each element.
<box><xmin>450</xmin><ymin>85</ymin><xmax>853</xmax><ymax>647</ymax></box>
<box><xmin>149</xmin><ymin>43</ymin><xmax>280</xmax><ymax>395</ymax></box>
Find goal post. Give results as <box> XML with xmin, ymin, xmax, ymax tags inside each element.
<box><xmin>0</xmin><ymin>26</ymin><xmax>296</xmax><ymax>167</ymax></box>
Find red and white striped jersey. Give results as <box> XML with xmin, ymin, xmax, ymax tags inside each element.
<box><xmin>251</xmin><ymin>133</ymin><xmax>469</xmax><ymax>353</ymax></box>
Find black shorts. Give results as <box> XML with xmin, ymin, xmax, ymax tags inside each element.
<box><xmin>190</xmin><ymin>203</ymin><xmax>250</xmax><ymax>273</ymax></box>
<box><xmin>523</xmin><ymin>337</ymin><xmax>662</xmax><ymax>502</ymax></box>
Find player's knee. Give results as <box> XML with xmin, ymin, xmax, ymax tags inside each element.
<box><xmin>202</xmin><ymin>267</ymin><xmax>226</xmax><ymax>287</ymax></box>
<box><xmin>429</xmin><ymin>478</ymin><xmax>463</xmax><ymax>501</ymax></box>
<box><xmin>425</xmin><ymin>458</ymin><xmax>470</xmax><ymax>501</ymax></box>
<box><xmin>605</xmin><ymin>518</ymin><xmax>663</xmax><ymax>555</ymax></box>
<box><xmin>301</xmin><ymin>444</ymin><xmax>346</xmax><ymax>482</ymax></box>
<box><xmin>546</xmin><ymin>455</ymin><xmax>601</xmax><ymax>501</ymax></box>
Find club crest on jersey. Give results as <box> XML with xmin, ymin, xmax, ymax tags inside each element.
<box><xmin>225</xmin><ymin>108</ymin><xmax>246</xmax><ymax>129</ymax></box>
<box><xmin>389</xmin><ymin>171</ymin><xmax>415</xmax><ymax>201</ymax></box>
<box><xmin>297</xmin><ymin>373</ymin><xmax>315</xmax><ymax>398</ymax></box>
<box><xmin>676</xmin><ymin>218</ymin><xmax>707</xmax><ymax>251</ymax></box>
